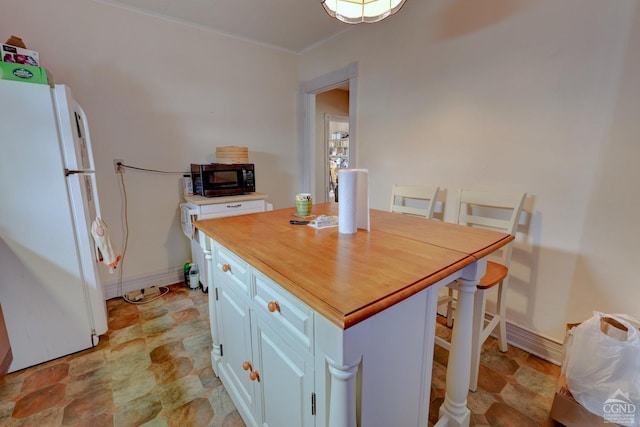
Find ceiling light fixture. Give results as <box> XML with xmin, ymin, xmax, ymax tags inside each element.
<box><xmin>322</xmin><ymin>0</ymin><xmax>407</xmax><ymax>24</ymax></box>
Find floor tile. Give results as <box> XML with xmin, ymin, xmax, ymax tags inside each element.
<box><xmin>430</xmin><ymin>318</ymin><xmax>561</xmax><ymax>426</ymax></box>
<box><xmin>0</xmin><ymin>284</ymin><xmax>561</xmax><ymax>427</ymax></box>
<box><xmin>12</xmin><ymin>382</ymin><xmax>67</xmax><ymax>419</ymax></box>
<box><xmin>485</xmin><ymin>401</ymin><xmax>538</xmax><ymax>427</ymax></box>
<box><xmin>165</xmin><ymin>397</ymin><xmax>214</xmax><ymax>426</ymax></box>
<box><xmin>62</xmin><ymin>387</ymin><xmax>112</xmax><ymax>425</ymax></box>
<box><xmin>21</xmin><ymin>363</ymin><xmax>69</xmax><ymax>394</ymax></box>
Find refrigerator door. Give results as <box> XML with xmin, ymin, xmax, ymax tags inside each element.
<box><xmin>0</xmin><ymin>80</ymin><xmax>103</xmax><ymax>372</ymax></box>
<box><xmin>54</xmin><ymin>82</ymin><xmax>108</xmax><ymax>336</ymax></box>
<box><xmin>66</xmin><ymin>172</ymin><xmax>109</xmax><ymax>336</ymax></box>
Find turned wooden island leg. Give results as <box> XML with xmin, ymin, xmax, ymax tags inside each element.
<box><xmin>437</xmin><ymin>260</ymin><xmax>485</xmax><ymax>427</ymax></box>
<box><xmin>327</xmin><ymin>358</ymin><xmax>360</xmax><ymax>427</ymax></box>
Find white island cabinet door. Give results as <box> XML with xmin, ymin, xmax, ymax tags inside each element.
<box><xmin>216</xmin><ymin>282</ymin><xmax>260</xmax><ymax>427</ymax></box>
<box><xmin>253</xmin><ymin>314</ymin><xmax>315</xmax><ymax>427</ymax></box>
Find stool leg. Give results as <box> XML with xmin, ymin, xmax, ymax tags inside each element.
<box><xmin>496</xmin><ymin>279</ymin><xmax>508</xmax><ymax>352</ymax></box>
<box><xmin>446</xmin><ymin>287</ymin><xmax>455</xmax><ymax>327</ymax></box>
<box><xmin>469</xmin><ymin>288</ymin><xmax>486</xmax><ymax>392</ymax></box>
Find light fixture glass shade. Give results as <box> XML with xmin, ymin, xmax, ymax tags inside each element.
<box><xmin>322</xmin><ymin>0</ymin><xmax>407</xmax><ymax>24</ymax></box>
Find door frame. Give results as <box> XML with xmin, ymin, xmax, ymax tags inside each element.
<box><xmin>297</xmin><ymin>62</ymin><xmax>358</xmax><ymax>196</ymax></box>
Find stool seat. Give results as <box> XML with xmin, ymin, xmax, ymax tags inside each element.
<box><xmin>478</xmin><ymin>261</ymin><xmax>508</xmax><ymax>290</ymax></box>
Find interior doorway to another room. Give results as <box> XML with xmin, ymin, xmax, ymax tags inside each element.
<box><xmin>317</xmin><ymin>98</ymin><xmax>349</xmax><ymax>203</ymax></box>
<box><xmin>298</xmin><ymin>62</ymin><xmax>358</xmax><ymax>204</ymax></box>
<box><xmin>324</xmin><ymin>113</ymin><xmax>349</xmax><ymax>202</ymax></box>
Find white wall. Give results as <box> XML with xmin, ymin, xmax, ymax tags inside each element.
<box><xmin>299</xmin><ymin>0</ymin><xmax>640</xmax><ymax>343</ymax></box>
<box><xmin>570</xmin><ymin>1</ymin><xmax>640</xmax><ymax>330</ymax></box>
<box><xmin>0</xmin><ymin>0</ymin><xmax>299</xmax><ymax>291</ymax></box>
<box><xmin>4</xmin><ymin>0</ymin><xmax>639</xmax><ymax>347</ymax></box>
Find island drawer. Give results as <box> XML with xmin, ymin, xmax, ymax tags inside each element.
<box><xmin>252</xmin><ymin>271</ymin><xmax>313</xmax><ymax>353</ymax></box>
<box><xmin>214</xmin><ymin>245</ymin><xmax>250</xmax><ymax>296</ymax></box>
<box><xmin>199</xmin><ymin>199</ymin><xmax>265</xmax><ymax>217</ymax></box>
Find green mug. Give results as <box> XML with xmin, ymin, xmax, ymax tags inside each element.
<box><xmin>295</xmin><ymin>193</ymin><xmax>312</xmax><ymax>216</ymax></box>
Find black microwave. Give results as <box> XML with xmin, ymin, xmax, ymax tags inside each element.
<box><xmin>191</xmin><ymin>163</ymin><xmax>255</xmax><ymax>197</ymax></box>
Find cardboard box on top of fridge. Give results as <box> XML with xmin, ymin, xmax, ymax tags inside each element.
<box><xmin>1</xmin><ymin>44</ymin><xmax>40</xmax><ymax>67</ymax></box>
<box><xmin>0</xmin><ymin>62</ymin><xmax>50</xmax><ymax>85</ymax></box>
<box><xmin>5</xmin><ymin>35</ymin><xmax>27</xmax><ymax>49</ymax></box>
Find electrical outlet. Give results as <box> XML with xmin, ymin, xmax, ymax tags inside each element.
<box><xmin>113</xmin><ymin>159</ymin><xmax>124</xmax><ymax>174</ymax></box>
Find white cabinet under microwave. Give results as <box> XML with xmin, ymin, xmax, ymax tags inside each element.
<box><xmin>180</xmin><ymin>193</ymin><xmax>271</xmax><ymax>291</ymax></box>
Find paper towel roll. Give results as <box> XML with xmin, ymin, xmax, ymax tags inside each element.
<box><xmin>338</xmin><ymin>170</ymin><xmax>359</xmax><ymax>234</ymax></box>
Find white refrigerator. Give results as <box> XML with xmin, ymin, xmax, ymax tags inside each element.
<box><xmin>0</xmin><ymin>79</ymin><xmax>109</xmax><ymax>372</ymax></box>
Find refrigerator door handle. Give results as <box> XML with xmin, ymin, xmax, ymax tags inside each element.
<box><xmin>74</xmin><ymin>105</ymin><xmax>94</xmax><ymax>170</ymax></box>
<box><xmin>65</xmin><ymin>168</ymin><xmax>82</xmax><ymax>176</ymax></box>
<box><xmin>64</xmin><ymin>168</ymin><xmax>92</xmax><ymax>176</ymax></box>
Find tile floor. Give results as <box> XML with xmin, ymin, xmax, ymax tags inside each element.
<box><xmin>429</xmin><ymin>317</ymin><xmax>562</xmax><ymax>427</ymax></box>
<box><xmin>0</xmin><ymin>284</ymin><xmax>562</xmax><ymax>426</ymax></box>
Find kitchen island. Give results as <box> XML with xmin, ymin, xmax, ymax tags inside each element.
<box><xmin>195</xmin><ymin>203</ymin><xmax>513</xmax><ymax>427</ymax></box>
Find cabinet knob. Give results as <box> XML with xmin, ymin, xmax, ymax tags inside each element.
<box><xmin>249</xmin><ymin>370</ymin><xmax>260</xmax><ymax>382</ymax></box>
<box><xmin>242</xmin><ymin>361</ymin><xmax>252</xmax><ymax>371</ymax></box>
<box><xmin>267</xmin><ymin>301</ymin><xmax>280</xmax><ymax>313</ymax></box>
<box><xmin>222</xmin><ymin>264</ymin><xmax>231</xmax><ymax>272</ymax></box>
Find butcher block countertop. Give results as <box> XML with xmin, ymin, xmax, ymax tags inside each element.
<box><xmin>195</xmin><ymin>203</ymin><xmax>513</xmax><ymax>329</ymax></box>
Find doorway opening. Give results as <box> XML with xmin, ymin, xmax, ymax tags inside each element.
<box><xmin>298</xmin><ymin>62</ymin><xmax>358</xmax><ymax>203</ymax></box>
<box><xmin>325</xmin><ymin>113</ymin><xmax>349</xmax><ymax>202</ymax></box>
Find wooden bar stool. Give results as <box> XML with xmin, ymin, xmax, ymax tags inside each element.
<box><xmin>390</xmin><ymin>184</ymin><xmax>439</xmax><ymax>219</ymax></box>
<box><xmin>435</xmin><ymin>189</ymin><xmax>526</xmax><ymax>391</ymax></box>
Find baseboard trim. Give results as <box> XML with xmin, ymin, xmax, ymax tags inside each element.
<box><xmin>437</xmin><ymin>306</ymin><xmax>564</xmax><ymax>366</ymax></box>
<box><xmin>103</xmin><ymin>266</ymin><xmax>183</xmax><ymax>300</ymax></box>
<box><xmin>502</xmin><ymin>319</ymin><xmax>564</xmax><ymax>366</ymax></box>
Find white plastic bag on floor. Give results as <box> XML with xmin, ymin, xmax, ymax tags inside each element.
<box><xmin>564</xmin><ymin>311</ymin><xmax>640</xmax><ymax>426</ymax></box>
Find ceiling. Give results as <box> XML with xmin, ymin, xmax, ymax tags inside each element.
<box><xmin>100</xmin><ymin>0</ymin><xmax>354</xmax><ymax>54</ymax></box>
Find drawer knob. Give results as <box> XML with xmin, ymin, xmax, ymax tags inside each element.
<box><xmin>242</xmin><ymin>361</ymin><xmax>252</xmax><ymax>371</ymax></box>
<box><xmin>267</xmin><ymin>301</ymin><xmax>280</xmax><ymax>313</ymax></box>
<box><xmin>222</xmin><ymin>264</ymin><xmax>231</xmax><ymax>272</ymax></box>
<box><xmin>249</xmin><ymin>370</ymin><xmax>260</xmax><ymax>382</ymax></box>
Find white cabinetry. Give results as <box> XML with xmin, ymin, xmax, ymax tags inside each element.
<box><xmin>180</xmin><ymin>193</ymin><xmax>269</xmax><ymax>290</ymax></box>
<box><xmin>204</xmin><ymin>230</ymin><xmax>443</xmax><ymax>427</ymax></box>
<box><xmin>197</xmin><ymin>207</ymin><xmax>505</xmax><ymax>427</ymax></box>
<box><xmin>210</xmin><ymin>243</ymin><xmax>315</xmax><ymax>427</ymax></box>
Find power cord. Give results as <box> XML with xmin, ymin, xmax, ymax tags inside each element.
<box><xmin>118</xmin><ymin>162</ymin><xmax>190</xmax><ymax>175</ymax></box>
<box><xmin>122</xmin><ymin>286</ymin><xmax>170</xmax><ymax>304</ymax></box>
<box><xmin>116</xmin><ymin>171</ymin><xmax>128</xmax><ymax>298</ymax></box>
<box><xmin>115</xmin><ymin>167</ymin><xmax>171</xmax><ymax>304</ymax></box>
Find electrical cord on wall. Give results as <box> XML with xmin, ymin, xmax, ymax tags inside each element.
<box><xmin>116</xmin><ymin>170</ymin><xmax>128</xmax><ymax>298</ymax></box>
<box><xmin>118</xmin><ymin>162</ymin><xmax>190</xmax><ymax>175</ymax></box>
<box><xmin>116</xmin><ymin>165</ymin><xmax>170</xmax><ymax>304</ymax></box>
